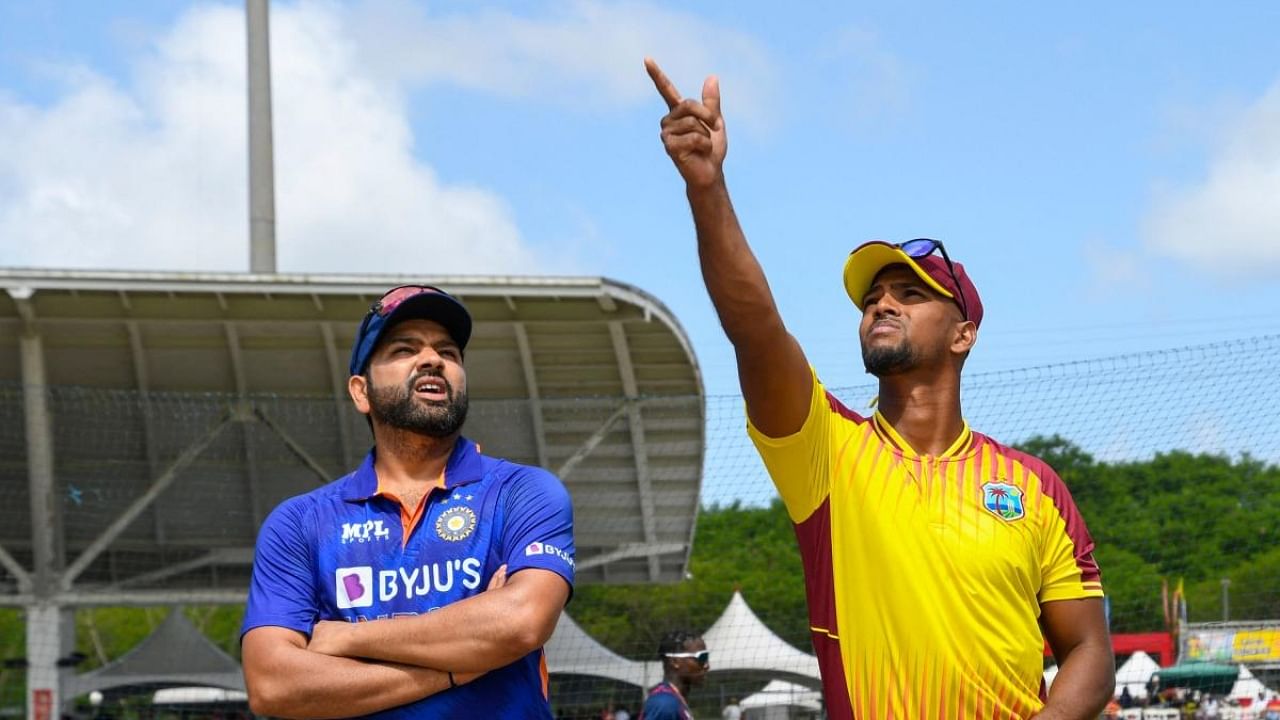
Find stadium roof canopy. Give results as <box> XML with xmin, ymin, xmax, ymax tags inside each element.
<box><xmin>0</xmin><ymin>269</ymin><xmax>704</xmax><ymax>605</ymax></box>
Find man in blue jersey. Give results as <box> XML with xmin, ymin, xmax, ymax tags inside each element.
<box><xmin>241</xmin><ymin>285</ymin><xmax>575</xmax><ymax>719</ymax></box>
<box><xmin>641</xmin><ymin>630</ymin><xmax>708</xmax><ymax>720</ymax></box>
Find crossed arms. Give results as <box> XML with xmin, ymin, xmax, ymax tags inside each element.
<box><xmin>242</xmin><ymin>565</ymin><xmax>569</xmax><ymax>719</ymax></box>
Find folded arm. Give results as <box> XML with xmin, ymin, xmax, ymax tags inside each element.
<box><xmin>242</xmin><ymin>626</ymin><xmax>468</xmax><ymax>719</ymax></box>
<box><xmin>309</xmin><ymin>567</ymin><xmax>569</xmax><ymax>673</ymax></box>
<box><xmin>241</xmin><ymin>563</ymin><xmax>509</xmax><ymax>717</ymax></box>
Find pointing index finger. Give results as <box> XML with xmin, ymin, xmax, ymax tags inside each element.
<box><xmin>644</xmin><ymin>57</ymin><xmax>683</xmax><ymax>110</ymax></box>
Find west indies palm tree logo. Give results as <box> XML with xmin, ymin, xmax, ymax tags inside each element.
<box><xmin>981</xmin><ymin>482</ymin><xmax>1025</xmax><ymax>522</ymax></box>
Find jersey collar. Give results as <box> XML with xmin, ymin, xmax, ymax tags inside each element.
<box><xmin>871</xmin><ymin>411</ymin><xmax>974</xmax><ymax>459</ymax></box>
<box><xmin>340</xmin><ymin>436</ymin><xmax>486</xmax><ymax>501</ymax></box>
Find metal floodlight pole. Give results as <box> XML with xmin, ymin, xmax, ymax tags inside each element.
<box><xmin>247</xmin><ymin>0</ymin><xmax>277</xmax><ymax>273</ymax></box>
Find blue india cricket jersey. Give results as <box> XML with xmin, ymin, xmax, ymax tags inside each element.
<box><xmin>241</xmin><ymin>437</ymin><xmax>575</xmax><ymax>719</ymax></box>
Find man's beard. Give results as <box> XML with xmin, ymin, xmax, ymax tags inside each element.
<box><xmin>367</xmin><ymin>372</ymin><xmax>469</xmax><ymax>438</ymax></box>
<box><xmin>862</xmin><ymin>339</ymin><xmax>918</xmax><ymax>377</ymax></box>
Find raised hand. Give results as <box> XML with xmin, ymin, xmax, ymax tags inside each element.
<box><xmin>645</xmin><ymin>57</ymin><xmax>726</xmax><ymax>188</ymax></box>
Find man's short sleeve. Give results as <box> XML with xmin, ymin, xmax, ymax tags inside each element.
<box><xmin>642</xmin><ymin>692</ymin><xmax>685</xmax><ymax>720</ymax></box>
<box><xmin>746</xmin><ymin>365</ymin><xmax>833</xmax><ymax>523</ymax></box>
<box><xmin>240</xmin><ymin>497</ymin><xmax>319</xmax><ymax>639</ymax></box>
<box><xmin>500</xmin><ymin>468</ymin><xmax>575</xmax><ymax>589</ymax></box>
<box><xmin>1037</xmin><ymin>468</ymin><xmax>1105</xmax><ymax>603</ymax></box>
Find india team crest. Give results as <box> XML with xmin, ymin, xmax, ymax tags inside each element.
<box><xmin>436</xmin><ymin>506</ymin><xmax>477</xmax><ymax>541</ymax></box>
<box><xmin>981</xmin><ymin>482</ymin><xmax>1025</xmax><ymax>522</ymax></box>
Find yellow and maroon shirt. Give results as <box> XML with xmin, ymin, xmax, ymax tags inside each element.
<box><xmin>747</xmin><ymin>369</ymin><xmax>1102</xmax><ymax>719</ymax></box>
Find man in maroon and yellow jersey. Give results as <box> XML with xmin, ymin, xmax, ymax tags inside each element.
<box><xmin>645</xmin><ymin>57</ymin><xmax>1115</xmax><ymax>720</ymax></box>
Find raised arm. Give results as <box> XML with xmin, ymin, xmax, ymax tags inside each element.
<box><xmin>646</xmin><ymin>57</ymin><xmax>812</xmax><ymax>437</ymax></box>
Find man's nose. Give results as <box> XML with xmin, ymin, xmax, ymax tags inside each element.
<box><xmin>868</xmin><ymin>295</ymin><xmax>900</xmax><ymax>317</ymax></box>
<box><xmin>415</xmin><ymin>348</ymin><xmax>444</xmax><ymax>370</ymax></box>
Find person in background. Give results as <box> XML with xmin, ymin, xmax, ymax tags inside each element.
<box><xmin>1118</xmin><ymin>686</ymin><xmax>1135</xmax><ymax>709</ymax></box>
<box><xmin>642</xmin><ymin>630</ymin><xmax>708</xmax><ymax>720</ymax></box>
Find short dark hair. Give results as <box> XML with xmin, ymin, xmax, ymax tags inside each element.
<box><xmin>657</xmin><ymin>629</ymin><xmax>701</xmax><ymax>660</ymax></box>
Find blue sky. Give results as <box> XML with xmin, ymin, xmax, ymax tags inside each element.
<box><xmin>3</xmin><ymin>1</ymin><xmax>1280</xmax><ymax>395</ymax></box>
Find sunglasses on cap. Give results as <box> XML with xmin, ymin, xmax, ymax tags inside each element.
<box><xmin>366</xmin><ymin>285</ymin><xmax>448</xmax><ymax>320</ymax></box>
<box><xmin>348</xmin><ymin>285</ymin><xmax>472</xmax><ymax>376</ymax></box>
<box><xmin>664</xmin><ymin>650</ymin><xmax>710</xmax><ymax>666</ymax></box>
<box><xmin>895</xmin><ymin>238</ymin><xmax>969</xmax><ymax>322</ymax></box>
<box><xmin>352</xmin><ymin>285</ymin><xmax>451</xmax><ymax>349</ymax></box>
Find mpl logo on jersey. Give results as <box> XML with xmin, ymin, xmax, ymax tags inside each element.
<box><xmin>341</xmin><ymin>520</ymin><xmax>391</xmax><ymax>544</ymax></box>
<box><xmin>525</xmin><ymin>541</ymin><xmax>574</xmax><ymax>569</ymax></box>
<box><xmin>335</xmin><ymin>567</ymin><xmax>374</xmax><ymax>609</ymax></box>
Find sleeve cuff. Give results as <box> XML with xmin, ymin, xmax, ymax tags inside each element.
<box><xmin>1039</xmin><ymin>585</ymin><xmax>1105</xmax><ymax>604</ymax></box>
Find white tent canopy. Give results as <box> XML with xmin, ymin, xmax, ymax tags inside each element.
<box><xmin>548</xmin><ymin>591</ymin><xmax>822</xmax><ymax>690</ymax></box>
<box><xmin>1115</xmin><ymin>651</ymin><xmax>1160</xmax><ymax>699</ymax></box>
<box><xmin>1230</xmin><ymin>664</ymin><xmax>1269</xmax><ymax>701</ymax></box>
<box><xmin>544</xmin><ymin>610</ymin><xmax>653</xmax><ymax>687</ymax></box>
<box><xmin>741</xmin><ymin>679</ymin><xmax>822</xmax><ymax>711</ymax></box>
<box><xmin>702</xmin><ymin>591</ymin><xmax>821</xmax><ymax>681</ymax></box>
<box><xmin>152</xmin><ymin>687</ymin><xmax>249</xmax><ymax>705</ymax></box>
<box><xmin>1044</xmin><ymin>664</ymin><xmax>1058</xmax><ymax>692</ymax></box>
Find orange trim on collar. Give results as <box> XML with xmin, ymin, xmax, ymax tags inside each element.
<box><xmin>375</xmin><ymin>474</ymin><xmax>446</xmax><ymax>547</ymax></box>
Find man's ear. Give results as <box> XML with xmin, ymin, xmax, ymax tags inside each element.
<box><xmin>348</xmin><ymin>374</ymin><xmax>371</xmax><ymax>415</ymax></box>
<box><xmin>951</xmin><ymin>320</ymin><xmax>977</xmax><ymax>356</ymax></box>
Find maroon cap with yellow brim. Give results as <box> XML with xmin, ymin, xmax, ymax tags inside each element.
<box><xmin>842</xmin><ymin>239</ymin><xmax>984</xmax><ymax>328</ymax></box>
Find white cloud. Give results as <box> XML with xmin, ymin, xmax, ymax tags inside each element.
<box><xmin>0</xmin><ymin>1</ymin><xmax>777</xmax><ymax>274</ymax></box>
<box><xmin>0</xmin><ymin>2</ymin><xmax>533</xmax><ymax>274</ymax></box>
<box><xmin>342</xmin><ymin>0</ymin><xmax>778</xmax><ymax>131</ymax></box>
<box><xmin>267</xmin><ymin>2</ymin><xmax>537</xmax><ymax>274</ymax></box>
<box><xmin>1143</xmin><ymin>80</ymin><xmax>1280</xmax><ymax>279</ymax></box>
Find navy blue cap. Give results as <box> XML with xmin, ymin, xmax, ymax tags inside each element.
<box><xmin>348</xmin><ymin>286</ymin><xmax>473</xmax><ymax>376</ymax></box>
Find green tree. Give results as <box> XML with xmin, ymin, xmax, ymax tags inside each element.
<box><xmin>1017</xmin><ymin>436</ymin><xmax>1280</xmax><ymax>632</ymax></box>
